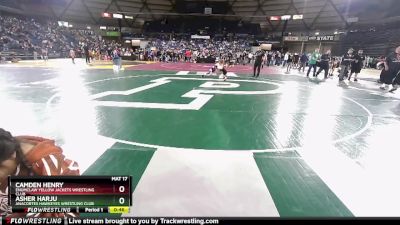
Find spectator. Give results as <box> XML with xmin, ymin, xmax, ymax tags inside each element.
<box><xmin>380</xmin><ymin>46</ymin><xmax>400</xmax><ymax>91</ymax></box>
<box><xmin>298</xmin><ymin>53</ymin><xmax>308</xmax><ymax>72</ymax></box>
<box><xmin>0</xmin><ymin>128</ymin><xmax>79</xmax><ymax>217</ymax></box>
<box><xmin>307</xmin><ymin>49</ymin><xmax>320</xmax><ymax>77</ymax></box>
<box><xmin>316</xmin><ymin>50</ymin><xmax>331</xmax><ymax>79</ymax></box>
<box><xmin>339</xmin><ymin>48</ymin><xmax>355</xmax><ymax>82</ymax></box>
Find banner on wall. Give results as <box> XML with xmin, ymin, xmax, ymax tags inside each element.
<box><xmin>284</xmin><ymin>36</ymin><xmax>299</xmax><ymax>41</ymax></box>
<box><xmin>308</xmin><ymin>35</ymin><xmax>335</xmax><ymax>41</ymax></box>
<box><xmin>105</xmin><ymin>31</ymin><xmax>121</xmax><ymax>37</ymax></box>
<box><xmin>131</xmin><ymin>40</ymin><xmax>141</xmax><ymax>46</ymax></box>
<box><xmin>260</xmin><ymin>44</ymin><xmax>272</xmax><ymax>50</ymax></box>
<box><xmin>191</xmin><ymin>35</ymin><xmax>211</xmax><ymax>39</ymax></box>
<box><xmin>283</xmin><ymin>36</ymin><xmax>308</xmax><ymax>42</ymax></box>
<box><xmin>284</xmin><ymin>35</ymin><xmax>338</xmax><ymax>42</ymax></box>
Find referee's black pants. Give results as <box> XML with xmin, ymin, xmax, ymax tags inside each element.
<box><xmin>307</xmin><ymin>64</ymin><xmax>317</xmax><ymax>77</ymax></box>
<box><xmin>316</xmin><ymin>63</ymin><xmax>329</xmax><ymax>78</ymax></box>
<box><xmin>392</xmin><ymin>71</ymin><xmax>400</xmax><ymax>85</ymax></box>
<box><xmin>254</xmin><ymin>62</ymin><xmax>262</xmax><ymax>77</ymax></box>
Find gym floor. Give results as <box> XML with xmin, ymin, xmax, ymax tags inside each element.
<box><xmin>1</xmin><ymin>59</ymin><xmax>400</xmax><ymax>217</ymax></box>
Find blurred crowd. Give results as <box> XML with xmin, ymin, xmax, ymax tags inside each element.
<box><xmin>144</xmin><ymin>36</ymin><xmax>252</xmax><ymax>64</ymax></box>
<box><xmin>0</xmin><ymin>14</ymin><xmax>389</xmax><ymax>70</ymax></box>
<box><xmin>0</xmin><ymin>15</ymin><xmax>125</xmax><ymax>61</ymax></box>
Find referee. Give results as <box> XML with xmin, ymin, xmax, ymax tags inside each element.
<box><xmin>315</xmin><ymin>50</ymin><xmax>331</xmax><ymax>79</ymax></box>
<box><xmin>253</xmin><ymin>49</ymin><xmax>265</xmax><ymax>78</ymax></box>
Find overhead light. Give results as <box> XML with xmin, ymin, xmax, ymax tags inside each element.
<box><xmin>334</xmin><ymin>31</ymin><xmax>338</xmax><ymax>34</ymax></box>
<box><xmin>315</xmin><ymin>32</ymin><xmax>320</xmax><ymax>35</ymax></box>
<box><xmin>68</xmin><ymin>24</ymin><xmax>73</xmax><ymax>28</ymax></box>
<box><xmin>100</xmin><ymin>26</ymin><xmax>107</xmax><ymax>30</ymax></box>
<box><xmin>102</xmin><ymin>12</ymin><xmax>112</xmax><ymax>18</ymax></box>
<box><xmin>87</xmin><ymin>26</ymin><xmax>91</xmax><ymax>29</ymax></box>
<box><xmin>125</xmin><ymin>15</ymin><xmax>133</xmax><ymax>19</ymax></box>
<box><xmin>113</xmin><ymin>13</ymin><xmax>123</xmax><ymax>19</ymax></box>
<box><xmin>58</xmin><ymin>21</ymin><xmax>69</xmax><ymax>27</ymax></box>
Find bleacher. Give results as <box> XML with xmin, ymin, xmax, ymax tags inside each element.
<box><xmin>144</xmin><ymin>18</ymin><xmax>261</xmax><ymax>35</ymax></box>
<box><xmin>340</xmin><ymin>27</ymin><xmax>400</xmax><ymax>57</ymax></box>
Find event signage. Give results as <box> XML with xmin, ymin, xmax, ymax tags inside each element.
<box><xmin>270</xmin><ymin>16</ymin><xmax>281</xmax><ymax>21</ymax></box>
<box><xmin>293</xmin><ymin>14</ymin><xmax>303</xmax><ymax>20</ymax></box>
<box><xmin>268</xmin><ymin>14</ymin><xmax>303</xmax><ymax>21</ymax></box>
<box><xmin>283</xmin><ymin>36</ymin><xmax>299</xmax><ymax>41</ymax></box>
<box><xmin>283</xmin><ymin>36</ymin><xmax>308</xmax><ymax>42</ymax></box>
<box><xmin>191</xmin><ymin>35</ymin><xmax>211</xmax><ymax>39</ymax></box>
<box><xmin>105</xmin><ymin>31</ymin><xmax>121</xmax><ymax>37</ymax></box>
<box><xmin>308</xmin><ymin>35</ymin><xmax>335</xmax><ymax>41</ymax></box>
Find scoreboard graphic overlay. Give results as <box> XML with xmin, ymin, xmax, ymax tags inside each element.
<box><xmin>8</xmin><ymin>176</ymin><xmax>131</xmax><ymax>214</ymax></box>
